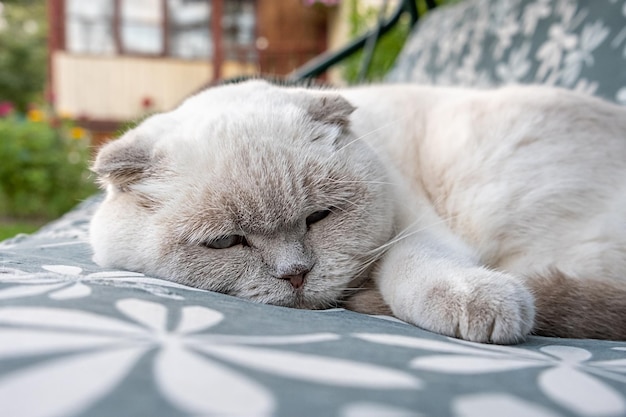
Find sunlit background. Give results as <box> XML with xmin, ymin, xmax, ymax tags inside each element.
<box><xmin>0</xmin><ymin>0</ymin><xmax>414</xmax><ymax>239</ymax></box>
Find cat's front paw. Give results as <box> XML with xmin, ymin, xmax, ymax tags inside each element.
<box><xmin>399</xmin><ymin>270</ymin><xmax>535</xmax><ymax>344</ymax></box>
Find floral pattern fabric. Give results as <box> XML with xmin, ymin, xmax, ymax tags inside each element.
<box><xmin>1</xmin><ymin>198</ymin><xmax>626</xmax><ymax>417</ymax></box>
<box><xmin>387</xmin><ymin>0</ymin><xmax>626</xmax><ymax>105</ymax></box>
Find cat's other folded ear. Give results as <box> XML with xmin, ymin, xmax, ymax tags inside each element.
<box><xmin>92</xmin><ymin>133</ymin><xmax>156</xmax><ymax>190</ymax></box>
<box><xmin>306</xmin><ymin>93</ymin><xmax>356</xmax><ymax>128</ymax></box>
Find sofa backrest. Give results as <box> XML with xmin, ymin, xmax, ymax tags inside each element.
<box><xmin>387</xmin><ymin>0</ymin><xmax>626</xmax><ymax>105</ymax></box>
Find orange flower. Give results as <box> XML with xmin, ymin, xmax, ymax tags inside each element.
<box><xmin>69</xmin><ymin>126</ymin><xmax>86</xmax><ymax>140</ymax></box>
<box><xmin>27</xmin><ymin>109</ymin><xmax>45</xmax><ymax>122</ymax></box>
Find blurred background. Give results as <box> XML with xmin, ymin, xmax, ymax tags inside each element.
<box><xmin>0</xmin><ymin>0</ymin><xmax>431</xmax><ymax>239</ymax></box>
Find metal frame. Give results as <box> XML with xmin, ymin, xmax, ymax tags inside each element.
<box><xmin>288</xmin><ymin>0</ymin><xmax>438</xmax><ymax>81</ymax></box>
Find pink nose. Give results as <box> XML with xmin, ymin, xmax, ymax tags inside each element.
<box><xmin>281</xmin><ymin>273</ymin><xmax>306</xmax><ymax>289</ymax></box>
<box><xmin>278</xmin><ymin>265</ymin><xmax>310</xmax><ymax>289</ymax></box>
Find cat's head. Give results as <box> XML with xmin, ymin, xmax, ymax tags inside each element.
<box><xmin>90</xmin><ymin>80</ymin><xmax>395</xmax><ymax>308</ymax></box>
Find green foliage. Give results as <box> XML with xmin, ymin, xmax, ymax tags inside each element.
<box><xmin>0</xmin><ymin>0</ymin><xmax>47</xmax><ymax>112</ymax></box>
<box><xmin>0</xmin><ymin>116</ymin><xmax>97</xmax><ymax>219</ymax></box>
<box><xmin>0</xmin><ymin>220</ymin><xmax>42</xmax><ymax>240</ymax></box>
<box><xmin>341</xmin><ymin>0</ymin><xmax>411</xmax><ymax>84</ymax></box>
<box><xmin>341</xmin><ymin>0</ymin><xmax>458</xmax><ymax>84</ymax></box>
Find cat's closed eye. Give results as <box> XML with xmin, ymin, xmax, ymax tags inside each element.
<box><xmin>204</xmin><ymin>235</ymin><xmax>248</xmax><ymax>250</ymax></box>
<box><xmin>306</xmin><ymin>210</ymin><xmax>331</xmax><ymax>227</ymax></box>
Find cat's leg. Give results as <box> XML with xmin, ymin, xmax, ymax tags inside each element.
<box><xmin>375</xmin><ymin>230</ymin><xmax>535</xmax><ymax>344</ymax></box>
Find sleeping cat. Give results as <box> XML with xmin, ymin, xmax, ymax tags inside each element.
<box><xmin>90</xmin><ymin>80</ymin><xmax>626</xmax><ymax>344</ymax></box>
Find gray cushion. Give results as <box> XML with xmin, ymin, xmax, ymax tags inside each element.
<box><xmin>1</xmin><ymin>199</ymin><xmax>626</xmax><ymax>416</ymax></box>
<box><xmin>388</xmin><ymin>0</ymin><xmax>626</xmax><ymax>104</ymax></box>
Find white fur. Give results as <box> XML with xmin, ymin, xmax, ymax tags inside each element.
<box><xmin>342</xmin><ymin>84</ymin><xmax>626</xmax><ymax>342</ymax></box>
<box><xmin>91</xmin><ymin>81</ymin><xmax>626</xmax><ymax>344</ymax></box>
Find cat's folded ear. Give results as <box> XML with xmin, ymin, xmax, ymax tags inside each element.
<box><xmin>92</xmin><ymin>133</ymin><xmax>156</xmax><ymax>190</ymax></box>
<box><xmin>305</xmin><ymin>93</ymin><xmax>356</xmax><ymax>128</ymax></box>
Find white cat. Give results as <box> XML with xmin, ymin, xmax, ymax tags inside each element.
<box><xmin>90</xmin><ymin>80</ymin><xmax>626</xmax><ymax>344</ymax></box>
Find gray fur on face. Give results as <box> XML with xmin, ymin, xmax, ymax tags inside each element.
<box><xmin>91</xmin><ymin>80</ymin><xmax>395</xmax><ymax>309</ymax></box>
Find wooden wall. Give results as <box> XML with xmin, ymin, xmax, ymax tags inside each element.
<box><xmin>256</xmin><ymin>1</ymin><xmax>328</xmax><ymax>75</ymax></box>
<box><xmin>53</xmin><ymin>52</ymin><xmax>255</xmax><ymax>122</ymax></box>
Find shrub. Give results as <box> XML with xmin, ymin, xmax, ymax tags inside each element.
<box><xmin>341</xmin><ymin>0</ymin><xmax>412</xmax><ymax>84</ymax></box>
<box><xmin>0</xmin><ymin>0</ymin><xmax>47</xmax><ymax>113</ymax></box>
<box><xmin>0</xmin><ymin>115</ymin><xmax>97</xmax><ymax>219</ymax></box>
<box><xmin>341</xmin><ymin>0</ymin><xmax>459</xmax><ymax>84</ymax></box>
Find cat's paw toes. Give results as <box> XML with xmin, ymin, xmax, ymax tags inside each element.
<box><xmin>413</xmin><ymin>271</ymin><xmax>535</xmax><ymax>344</ymax></box>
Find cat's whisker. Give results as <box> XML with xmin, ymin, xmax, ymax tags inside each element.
<box><xmin>330</xmin><ymin>196</ymin><xmax>365</xmax><ymax>212</ymax></box>
<box><xmin>340</xmin><ymin>287</ymin><xmax>372</xmax><ymax>291</ymax></box>
<box><xmin>321</xmin><ymin>111</ymin><xmax>420</xmax><ymax>165</ymax></box>
<box><xmin>339</xmin><ymin>215</ymin><xmax>462</xmax><ymax>284</ymax></box>
<box><xmin>327</xmin><ymin>179</ymin><xmax>396</xmax><ymax>186</ymax></box>
<box><xmin>327</xmin><ymin>196</ymin><xmax>372</xmax><ymax>217</ymax></box>
<box><xmin>366</xmin><ymin>213</ymin><xmax>462</xmax><ymax>258</ymax></box>
<box><xmin>352</xmin><ymin>259</ymin><xmax>381</xmax><ymax>279</ymax></box>
<box><xmin>329</xmin><ymin>206</ymin><xmax>349</xmax><ymax>215</ymax></box>
<box><xmin>337</xmin><ymin>112</ymin><xmax>418</xmax><ymax>153</ymax></box>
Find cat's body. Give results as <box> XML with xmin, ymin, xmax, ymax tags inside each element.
<box><xmin>91</xmin><ymin>80</ymin><xmax>626</xmax><ymax>343</ymax></box>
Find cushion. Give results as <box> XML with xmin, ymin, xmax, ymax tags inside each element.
<box><xmin>387</xmin><ymin>0</ymin><xmax>626</xmax><ymax>105</ymax></box>
<box><xmin>2</xmin><ymin>197</ymin><xmax>626</xmax><ymax>416</ymax></box>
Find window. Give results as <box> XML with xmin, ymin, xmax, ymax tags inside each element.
<box><xmin>222</xmin><ymin>0</ymin><xmax>256</xmax><ymax>62</ymax></box>
<box><xmin>65</xmin><ymin>0</ymin><xmax>216</xmax><ymax>59</ymax></box>
<box><xmin>168</xmin><ymin>0</ymin><xmax>212</xmax><ymax>59</ymax></box>
<box><xmin>121</xmin><ymin>0</ymin><xmax>163</xmax><ymax>55</ymax></box>
<box><xmin>66</xmin><ymin>0</ymin><xmax>115</xmax><ymax>54</ymax></box>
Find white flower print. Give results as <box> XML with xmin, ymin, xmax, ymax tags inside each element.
<box><xmin>340</xmin><ymin>394</ymin><xmax>562</xmax><ymax>417</ymax></box>
<box><xmin>341</xmin><ymin>402</ymin><xmax>424</xmax><ymax>417</ymax></box>
<box><xmin>561</xmin><ymin>20</ymin><xmax>610</xmax><ymax>87</ymax></box>
<box><xmin>0</xmin><ymin>264</ymin><xmax>201</xmax><ymax>300</ymax></box>
<box><xmin>455</xmin><ymin>49</ymin><xmax>482</xmax><ymax>86</ymax></box>
<box><xmin>0</xmin><ymin>299</ymin><xmax>421</xmax><ymax>417</ymax></box>
<box><xmin>355</xmin><ymin>334</ymin><xmax>626</xmax><ymax>417</ymax></box>
<box><xmin>0</xmin><ymin>265</ymin><xmax>107</xmax><ymax>300</ymax></box>
<box><xmin>496</xmin><ymin>42</ymin><xmax>532</xmax><ymax>83</ymax></box>
<box><xmin>433</xmin><ymin>2</ymin><xmax>477</xmax><ymax>68</ymax></box>
<box><xmin>455</xmin><ymin>6</ymin><xmax>489</xmax><ymax>86</ymax></box>
<box><xmin>435</xmin><ymin>18</ymin><xmax>463</xmax><ymax>66</ymax></box>
<box><xmin>555</xmin><ymin>0</ymin><xmax>577</xmax><ymax>25</ymax></box>
<box><xmin>616</xmin><ymin>87</ymin><xmax>626</xmax><ymax>105</ymax></box>
<box><xmin>391</xmin><ymin>0</ymin><xmax>626</xmax><ymax>104</ymax></box>
<box><xmin>572</xmin><ymin>78</ymin><xmax>599</xmax><ymax>96</ymax></box>
<box><xmin>487</xmin><ymin>0</ymin><xmax>521</xmax><ymax>59</ymax></box>
<box><xmin>608</xmin><ymin>4</ymin><xmax>626</xmax><ymax>60</ymax></box>
<box><xmin>453</xmin><ymin>393</ymin><xmax>564</xmax><ymax>417</ymax></box>
<box><xmin>536</xmin><ymin>23</ymin><xmax>578</xmax><ymax>83</ymax></box>
<box><xmin>492</xmin><ymin>17</ymin><xmax>521</xmax><ymax>60</ymax></box>
<box><xmin>610</xmin><ymin>26</ymin><xmax>626</xmax><ymax>58</ymax></box>
<box><xmin>523</xmin><ymin>0</ymin><xmax>552</xmax><ymax>35</ymax></box>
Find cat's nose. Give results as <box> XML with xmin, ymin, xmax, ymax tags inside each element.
<box><xmin>278</xmin><ymin>265</ymin><xmax>310</xmax><ymax>289</ymax></box>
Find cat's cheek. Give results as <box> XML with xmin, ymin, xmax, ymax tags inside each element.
<box><xmin>156</xmin><ymin>243</ymin><xmax>254</xmax><ymax>294</ymax></box>
<box><xmin>302</xmin><ymin>207</ymin><xmax>393</xmax><ymax>302</ymax></box>
<box><xmin>193</xmin><ymin>249</ymin><xmax>309</xmax><ymax>307</ymax></box>
<box><xmin>90</xmin><ymin>195</ymin><xmax>159</xmax><ymax>270</ymax></box>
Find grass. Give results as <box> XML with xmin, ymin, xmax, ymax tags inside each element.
<box><xmin>0</xmin><ymin>219</ymin><xmax>44</xmax><ymax>241</ymax></box>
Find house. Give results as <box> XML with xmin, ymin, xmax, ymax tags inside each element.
<box><xmin>47</xmin><ymin>0</ymin><xmax>334</xmax><ymax>142</ymax></box>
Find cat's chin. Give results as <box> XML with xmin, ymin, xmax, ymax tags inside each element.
<box><xmin>254</xmin><ymin>290</ymin><xmax>341</xmax><ymax>311</ymax></box>
<box><xmin>270</xmin><ymin>298</ymin><xmax>337</xmax><ymax>311</ymax></box>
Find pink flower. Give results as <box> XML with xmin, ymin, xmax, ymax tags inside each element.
<box><xmin>0</xmin><ymin>101</ymin><xmax>14</xmax><ymax>117</ymax></box>
<box><xmin>303</xmin><ymin>0</ymin><xmax>339</xmax><ymax>6</ymax></box>
<box><xmin>141</xmin><ymin>96</ymin><xmax>154</xmax><ymax>109</ymax></box>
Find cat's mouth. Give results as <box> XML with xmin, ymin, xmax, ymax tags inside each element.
<box><xmin>285</xmin><ymin>270</ymin><xmax>374</xmax><ymax>310</ymax></box>
<box><xmin>267</xmin><ymin>285</ymin><xmax>342</xmax><ymax>310</ymax></box>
